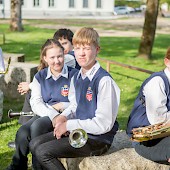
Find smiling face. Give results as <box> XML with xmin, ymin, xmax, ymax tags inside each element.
<box><xmin>44</xmin><ymin>46</ymin><xmax>64</xmax><ymax>76</ymax></box>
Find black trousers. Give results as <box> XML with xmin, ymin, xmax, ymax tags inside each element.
<box><xmin>135</xmin><ymin>136</ymin><xmax>170</xmax><ymax>164</ymax></box>
<box><xmin>18</xmin><ymin>91</ymin><xmax>33</xmax><ymax>125</ymax></box>
<box><xmin>9</xmin><ymin>116</ymin><xmax>53</xmax><ymax>170</ymax></box>
<box><xmin>30</xmin><ymin>132</ymin><xmax>111</xmax><ymax>170</ymax></box>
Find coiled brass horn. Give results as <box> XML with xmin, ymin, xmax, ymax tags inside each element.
<box><xmin>69</xmin><ymin>129</ymin><xmax>88</xmax><ymax>148</ymax></box>
<box><xmin>0</xmin><ymin>57</ymin><xmax>11</xmax><ymax>74</ymax></box>
<box><xmin>8</xmin><ymin>109</ymin><xmax>34</xmax><ymax>118</ymax></box>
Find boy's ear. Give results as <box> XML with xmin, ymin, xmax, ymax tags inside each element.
<box><xmin>97</xmin><ymin>46</ymin><xmax>100</xmax><ymax>53</ymax></box>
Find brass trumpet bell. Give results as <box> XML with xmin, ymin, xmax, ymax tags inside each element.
<box><xmin>69</xmin><ymin>129</ymin><xmax>88</xmax><ymax>148</ymax></box>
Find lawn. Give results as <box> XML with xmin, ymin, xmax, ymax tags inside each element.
<box><xmin>0</xmin><ymin>18</ymin><xmax>170</xmax><ymax>169</ymax></box>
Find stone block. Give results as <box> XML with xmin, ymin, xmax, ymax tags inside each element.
<box><xmin>3</xmin><ymin>53</ymin><xmax>25</xmax><ymax>62</ymax></box>
<box><xmin>0</xmin><ymin>62</ymin><xmax>38</xmax><ymax>98</ymax></box>
<box><xmin>61</xmin><ymin>131</ymin><xmax>169</xmax><ymax>170</ymax></box>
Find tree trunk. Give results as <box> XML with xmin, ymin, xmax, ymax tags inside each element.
<box><xmin>10</xmin><ymin>0</ymin><xmax>23</xmax><ymax>32</ymax></box>
<box><xmin>138</xmin><ymin>0</ymin><xmax>159</xmax><ymax>59</ymax></box>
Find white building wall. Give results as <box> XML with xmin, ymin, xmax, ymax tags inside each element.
<box><xmin>0</xmin><ymin>0</ymin><xmax>114</xmax><ymax>19</ymax></box>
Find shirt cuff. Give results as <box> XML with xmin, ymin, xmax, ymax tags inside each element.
<box><xmin>66</xmin><ymin>119</ymin><xmax>79</xmax><ymax>131</ymax></box>
<box><xmin>48</xmin><ymin>111</ymin><xmax>60</xmax><ymax>121</ymax></box>
<box><xmin>61</xmin><ymin>102</ymin><xmax>70</xmax><ymax>110</ymax></box>
<box><xmin>29</xmin><ymin>82</ymin><xmax>33</xmax><ymax>90</ymax></box>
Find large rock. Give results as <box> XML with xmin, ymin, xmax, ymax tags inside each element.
<box><xmin>79</xmin><ymin>148</ymin><xmax>169</xmax><ymax>170</ymax></box>
<box><xmin>0</xmin><ymin>57</ymin><xmax>38</xmax><ymax>98</ymax></box>
<box><xmin>61</xmin><ymin>131</ymin><xmax>170</xmax><ymax>170</ymax></box>
<box><xmin>3</xmin><ymin>53</ymin><xmax>25</xmax><ymax>62</ymax></box>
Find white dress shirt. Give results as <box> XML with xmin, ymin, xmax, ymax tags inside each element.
<box><xmin>30</xmin><ymin>65</ymin><xmax>71</xmax><ymax>120</ymax></box>
<box><xmin>143</xmin><ymin>67</ymin><xmax>170</xmax><ymax>124</ymax></box>
<box><xmin>0</xmin><ymin>48</ymin><xmax>5</xmax><ymax>74</ymax></box>
<box><xmin>64</xmin><ymin>54</ymin><xmax>76</xmax><ymax>68</ymax></box>
<box><xmin>61</xmin><ymin>62</ymin><xmax>120</xmax><ymax>135</ymax></box>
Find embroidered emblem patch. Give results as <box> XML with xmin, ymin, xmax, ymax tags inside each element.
<box><xmin>86</xmin><ymin>87</ymin><xmax>93</xmax><ymax>101</ymax></box>
<box><xmin>61</xmin><ymin>85</ymin><xmax>69</xmax><ymax>97</ymax></box>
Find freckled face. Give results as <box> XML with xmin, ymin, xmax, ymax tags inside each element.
<box><xmin>74</xmin><ymin>44</ymin><xmax>100</xmax><ymax>70</ymax></box>
<box><xmin>164</xmin><ymin>58</ymin><xmax>170</xmax><ymax>71</ymax></box>
<box><xmin>44</xmin><ymin>47</ymin><xmax>64</xmax><ymax>75</ymax></box>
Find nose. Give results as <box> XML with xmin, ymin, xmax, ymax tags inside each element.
<box><xmin>54</xmin><ymin>57</ymin><xmax>60</xmax><ymax>63</ymax></box>
<box><xmin>64</xmin><ymin>49</ymin><xmax>67</xmax><ymax>54</ymax></box>
<box><xmin>79</xmin><ymin>48</ymin><xmax>85</xmax><ymax>55</ymax></box>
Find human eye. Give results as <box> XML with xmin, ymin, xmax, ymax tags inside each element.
<box><xmin>50</xmin><ymin>56</ymin><xmax>55</xmax><ymax>59</ymax></box>
<box><xmin>62</xmin><ymin>42</ymin><xmax>67</xmax><ymax>46</ymax></box>
<box><xmin>58</xmin><ymin>54</ymin><xmax>64</xmax><ymax>59</ymax></box>
<box><xmin>74</xmin><ymin>47</ymin><xmax>80</xmax><ymax>51</ymax></box>
<box><xmin>85</xmin><ymin>47</ymin><xmax>91</xmax><ymax>51</ymax></box>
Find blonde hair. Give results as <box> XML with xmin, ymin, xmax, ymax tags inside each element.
<box><xmin>165</xmin><ymin>47</ymin><xmax>170</xmax><ymax>60</ymax></box>
<box><xmin>72</xmin><ymin>27</ymin><xmax>100</xmax><ymax>47</ymax></box>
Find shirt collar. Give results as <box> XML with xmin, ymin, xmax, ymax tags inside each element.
<box><xmin>76</xmin><ymin>61</ymin><xmax>100</xmax><ymax>81</ymax></box>
<box><xmin>164</xmin><ymin>67</ymin><xmax>170</xmax><ymax>84</ymax></box>
<box><xmin>46</xmin><ymin>64</ymin><xmax>69</xmax><ymax>80</ymax></box>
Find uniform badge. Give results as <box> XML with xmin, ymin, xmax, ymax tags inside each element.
<box><xmin>61</xmin><ymin>85</ymin><xmax>69</xmax><ymax>97</ymax></box>
<box><xmin>86</xmin><ymin>87</ymin><xmax>93</xmax><ymax>101</ymax></box>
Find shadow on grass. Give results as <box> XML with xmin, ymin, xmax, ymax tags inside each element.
<box><xmin>0</xmin><ymin>150</ymin><xmax>14</xmax><ymax>169</ymax></box>
<box><xmin>110</xmin><ymin>70</ymin><xmax>146</xmax><ymax>82</ymax></box>
<box><xmin>0</xmin><ymin>120</ymin><xmax>18</xmax><ymax>131</ymax></box>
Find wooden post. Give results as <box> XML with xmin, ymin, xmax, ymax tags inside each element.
<box><xmin>3</xmin><ymin>33</ymin><xmax>5</xmax><ymax>44</ymax></box>
<box><xmin>96</xmin><ymin>57</ymin><xmax>154</xmax><ymax>74</ymax></box>
<box><xmin>106</xmin><ymin>61</ymin><xmax>110</xmax><ymax>72</ymax></box>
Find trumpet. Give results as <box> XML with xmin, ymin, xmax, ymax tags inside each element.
<box><xmin>69</xmin><ymin>129</ymin><xmax>88</xmax><ymax>148</ymax></box>
<box><xmin>0</xmin><ymin>57</ymin><xmax>11</xmax><ymax>74</ymax></box>
<box><xmin>8</xmin><ymin>109</ymin><xmax>35</xmax><ymax>118</ymax></box>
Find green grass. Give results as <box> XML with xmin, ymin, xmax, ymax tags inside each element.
<box><xmin>0</xmin><ymin>19</ymin><xmax>170</xmax><ymax>169</ymax></box>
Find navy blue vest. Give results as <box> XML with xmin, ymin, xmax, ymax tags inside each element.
<box><xmin>127</xmin><ymin>71</ymin><xmax>170</xmax><ymax>136</ymax></box>
<box><xmin>35</xmin><ymin>67</ymin><xmax>78</xmax><ymax>106</ymax></box>
<box><xmin>68</xmin><ymin>51</ymin><xmax>81</xmax><ymax>70</ymax></box>
<box><xmin>73</xmin><ymin>67</ymin><xmax>119</xmax><ymax>144</ymax></box>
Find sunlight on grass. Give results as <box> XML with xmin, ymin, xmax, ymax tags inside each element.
<box><xmin>0</xmin><ymin>19</ymin><xmax>170</xmax><ymax>169</ymax></box>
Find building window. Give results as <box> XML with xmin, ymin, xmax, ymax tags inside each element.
<box><xmin>21</xmin><ymin>0</ymin><xmax>24</xmax><ymax>6</ymax></box>
<box><xmin>96</xmin><ymin>0</ymin><xmax>101</xmax><ymax>8</ymax></box>
<box><xmin>49</xmin><ymin>0</ymin><xmax>54</xmax><ymax>7</ymax></box>
<box><xmin>0</xmin><ymin>0</ymin><xmax>3</xmax><ymax>5</ymax></box>
<box><xmin>83</xmin><ymin>0</ymin><xmax>88</xmax><ymax>8</ymax></box>
<box><xmin>69</xmin><ymin>0</ymin><xmax>74</xmax><ymax>8</ymax></box>
<box><xmin>34</xmin><ymin>0</ymin><xmax>40</xmax><ymax>7</ymax></box>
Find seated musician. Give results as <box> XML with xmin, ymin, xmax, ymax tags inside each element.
<box><xmin>29</xmin><ymin>27</ymin><xmax>120</xmax><ymax>170</ymax></box>
<box><xmin>6</xmin><ymin>39</ymin><xmax>78</xmax><ymax>170</ymax></box>
<box><xmin>127</xmin><ymin>47</ymin><xmax>170</xmax><ymax>164</ymax></box>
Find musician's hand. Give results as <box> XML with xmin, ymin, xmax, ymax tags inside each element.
<box><xmin>17</xmin><ymin>82</ymin><xmax>30</xmax><ymax>95</ymax></box>
<box><xmin>52</xmin><ymin>115</ymin><xmax>67</xmax><ymax>128</ymax></box>
<box><xmin>52</xmin><ymin>103</ymin><xmax>63</xmax><ymax>112</ymax></box>
<box><xmin>53</xmin><ymin>122</ymin><xmax>67</xmax><ymax>139</ymax></box>
<box><xmin>162</xmin><ymin>119</ymin><xmax>170</xmax><ymax>127</ymax></box>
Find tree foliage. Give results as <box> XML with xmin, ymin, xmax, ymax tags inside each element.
<box><xmin>160</xmin><ymin>0</ymin><xmax>170</xmax><ymax>5</ymax></box>
<box><xmin>115</xmin><ymin>0</ymin><xmax>145</xmax><ymax>8</ymax></box>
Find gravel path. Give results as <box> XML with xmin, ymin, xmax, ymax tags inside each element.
<box><xmin>1</xmin><ymin>17</ymin><xmax>169</xmax><ymax>37</ymax></box>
